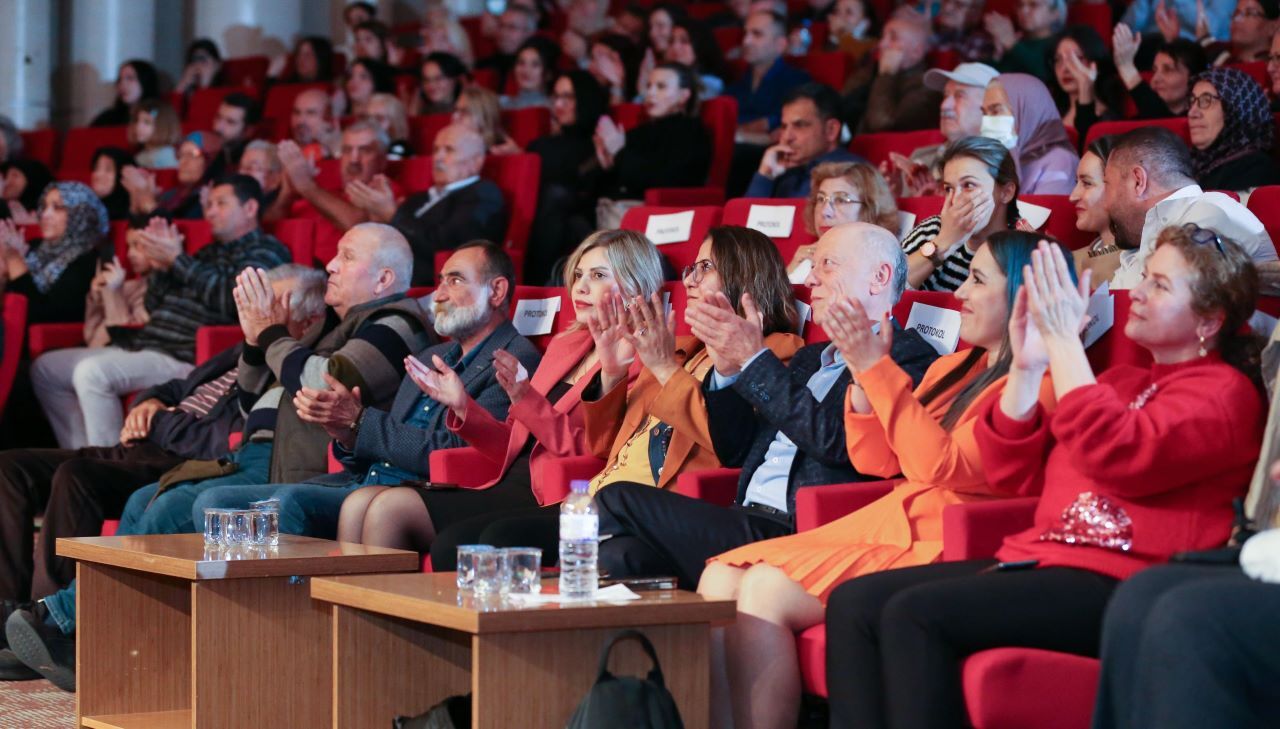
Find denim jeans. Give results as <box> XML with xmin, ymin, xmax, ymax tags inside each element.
<box><xmin>191</xmin><ymin>481</ymin><xmax>360</xmax><ymax>540</ymax></box>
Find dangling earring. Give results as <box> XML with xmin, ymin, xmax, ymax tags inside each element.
<box><xmin>1198</xmin><ymin>334</ymin><xmax>1207</xmax><ymax>358</ymax></box>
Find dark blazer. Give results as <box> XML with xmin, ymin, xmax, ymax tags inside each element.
<box><xmin>1199</xmin><ymin>152</ymin><xmax>1280</xmax><ymax>193</ymax></box>
<box><xmin>391</xmin><ymin>179</ymin><xmax>508</xmax><ymax>285</ymax></box>
<box><xmin>135</xmin><ymin>343</ymin><xmax>245</xmax><ymax>460</ymax></box>
<box><xmin>341</xmin><ymin>320</ymin><xmax>542</xmax><ymax>481</ymax></box>
<box><xmin>703</xmin><ymin>325</ymin><xmax>939</xmax><ymax>519</ymax></box>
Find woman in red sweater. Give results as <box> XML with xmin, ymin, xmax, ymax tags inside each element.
<box><xmin>820</xmin><ymin>226</ymin><xmax>1267</xmax><ymax>729</ymax></box>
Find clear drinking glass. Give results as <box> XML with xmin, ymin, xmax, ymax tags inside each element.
<box><xmin>456</xmin><ymin>545</ymin><xmax>496</xmax><ymax>591</ymax></box>
<box><xmin>473</xmin><ymin>548</ymin><xmax>510</xmax><ymax>596</ymax></box>
<box><xmin>227</xmin><ymin>510</ymin><xmax>253</xmax><ymax>545</ymax></box>
<box><xmin>249</xmin><ymin>500</ymin><xmax>280</xmax><ymax>546</ymax></box>
<box><xmin>505</xmin><ymin>548</ymin><xmax>542</xmax><ymax>594</ymax></box>
<box><xmin>203</xmin><ymin>508</ymin><xmax>233</xmax><ymax>545</ymax></box>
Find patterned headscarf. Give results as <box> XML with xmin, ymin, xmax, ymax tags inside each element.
<box><xmin>26</xmin><ymin>181</ymin><xmax>110</xmax><ymax>293</ymax></box>
<box><xmin>1189</xmin><ymin>67</ymin><xmax>1274</xmax><ymax>180</ymax></box>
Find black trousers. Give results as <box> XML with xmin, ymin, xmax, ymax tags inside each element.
<box><xmin>825</xmin><ymin>560</ymin><xmax>1118</xmax><ymax>729</ymax></box>
<box><xmin>1092</xmin><ymin>562</ymin><xmax>1280</xmax><ymax>729</ymax></box>
<box><xmin>0</xmin><ymin>442</ymin><xmax>182</xmax><ymax>601</ymax></box>
<box><xmin>594</xmin><ymin>482</ymin><xmax>791</xmax><ymax>589</ymax></box>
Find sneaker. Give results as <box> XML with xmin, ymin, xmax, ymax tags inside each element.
<box><xmin>5</xmin><ymin>607</ymin><xmax>75</xmax><ymax>692</ymax></box>
<box><xmin>0</xmin><ymin>601</ymin><xmax>38</xmax><ymax>681</ymax></box>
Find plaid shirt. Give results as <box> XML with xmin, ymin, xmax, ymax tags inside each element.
<box><xmin>114</xmin><ymin>228</ymin><xmax>290</xmax><ymax>363</ymax></box>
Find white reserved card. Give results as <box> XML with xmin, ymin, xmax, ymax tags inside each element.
<box><xmin>906</xmin><ymin>303</ymin><xmax>962</xmax><ymax>355</ymax></box>
<box><xmin>645</xmin><ymin>210</ymin><xmax>695</xmax><ymax>245</ymax></box>
<box><xmin>513</xmin><ymin>296</ymin><xmax>561</xmax><ymax>336</ymax></box>
<box><xmin>746</xmin><ymin>204</ymin><xmax>795</xmax><ymax>238</ymax></box>
<box><xmin>794</xmin><ymin>299</ymin><xmax>811</xmax><ymax>337</ymax></box>
<box><xmin>897</xmin><ymin>210</ymin><xmax>918</xmax><ymax>239</ymax></box>
<box><xmin>1016</xmin><ymin>199</ymin><xmax>1052</xmax><ymax>230</ymax></box>
<box><xmin>1081</xmin><ymin>280</ymin><xmax>1114</xmax><ymax>349</ymax></box>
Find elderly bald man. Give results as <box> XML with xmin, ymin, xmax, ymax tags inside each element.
<box><xmin>390</xmin><ymin>123</ymin><xmax>508</xmax><ymax>285</ymax></box>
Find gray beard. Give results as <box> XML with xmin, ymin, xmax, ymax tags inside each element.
<box><xmin>434</xmin><ymin>300</ymin><xmax>490</xmax><ymax>340</ymax></box>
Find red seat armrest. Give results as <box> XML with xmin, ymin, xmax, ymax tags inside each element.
<box><xmin>673</xmin><ymin>467</ymin><xmax>741</xmax><ymax>506</ymax></box>
<box><xmin>196</xmin><ymin>325</ymin><xmax>246</xmax><ymax>364</ymax></box>
<box><xmin>643</xmin><ymin>186</ymin><xmax>728</xmax><ymax>206</ymax></box>
<box><xmin>794</xmin><ymin>479</ymin><xmax>901</xmax><ymax>532</ymax></box>
<box><xmin>941</xmin><ymin>497</ymin><xmax>1039</xmax><ymax>561</ymax></box>
<box><xmin>429</xmin><ymin>446</ymin><xmax>503</xmax><ymax>488</ymax></box>
<box><xmin>26</xmin><ymin>323</ymin><xmax>86</xmax><ymax>359</ymax></box>
<box><xmin>535</xmin><ymin>455</ymin><xmax>606</xmax><ymax>505</ymax></box>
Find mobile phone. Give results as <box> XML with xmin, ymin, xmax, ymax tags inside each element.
<box><xmin>982</xmin><ymin>559</ymin><xmax>1039</xmax><ymax>573</ymax></box>
<box><xmin>598</xmin><ymin>576</ymin><xmax>678</xmax><ymax>591</ymax></box>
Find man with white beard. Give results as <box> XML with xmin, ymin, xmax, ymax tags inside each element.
<box><xmin>190</xmin><ymin>241</ymin><xmax>541</xmax><ymax>537</ymax></box>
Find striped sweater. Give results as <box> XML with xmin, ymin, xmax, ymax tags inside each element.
<box><xmin>900</xmin><ymin>215</ymin><xmax>976</xmax><ymax>293</ymax></box>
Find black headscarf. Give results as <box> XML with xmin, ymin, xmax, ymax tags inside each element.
<box><xmin>3</xmin><ymin>159</ymin><xmax>54</xmax><ymax>212</ymax></box>
<box><xmin>1189</xmin><ymin>67</ymin><xmax>1275</xmax><ymax>180</ymax></box>
<box><xmin>91</xmin><ymin>146</ymin><xmax>135</xmax><ymax>220</ymax></box>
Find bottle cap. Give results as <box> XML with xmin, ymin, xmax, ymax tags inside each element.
<box><xmin>569</xmin><ymin>479</ymin><xmax>590</xmax><ymax>493</ymax></box>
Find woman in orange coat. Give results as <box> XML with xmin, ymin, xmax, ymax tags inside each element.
<box><xmin>697</xmin><ymin>231</ymin><xmax>1067</xmax><ymax>729</ymax></box>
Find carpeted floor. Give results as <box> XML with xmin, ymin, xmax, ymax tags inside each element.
<box><xmin>0</xmin><ymin>678</ymin><xmax>75</xmax><ymax>728</ymax></box>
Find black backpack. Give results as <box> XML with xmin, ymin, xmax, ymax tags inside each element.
<box><xmin>565</xmin><ymin>630</ymin><xmax>685</xmax><ymax>729</ymax></box>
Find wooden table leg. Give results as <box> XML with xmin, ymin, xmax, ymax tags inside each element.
<box><xmin>77</xmin><ymin>563</ymin><xmax>192</xmax><ymax>725</ymax></box>
<box><xmin>190</xmin><ymin>576</ymin><xmax>331</xmax><ymax>728</ymax></box>
<box><xmin>331</xmin><ymin>606</ymin><xmax>471</xmax><ymax>729</ymax></box>
<box><xmin>471</xmin><ymin>623</ymin><xmax>710</xmax><ymax>729</ymax></box>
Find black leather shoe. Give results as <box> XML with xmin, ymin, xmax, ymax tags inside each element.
<box><xmin>0</xmin><ymin>601</ymin><xmax>38</xmax><ymax>680</ymax></box>
<box><xmin>6</xmin><ymin>608</ymin><xmax>75</xmax><ymax>692</ymax></box>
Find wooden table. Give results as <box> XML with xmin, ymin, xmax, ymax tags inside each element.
<box><xmin>58</xmin><ymin>533</ymin><xmax>419</xmax><ymax>729</ymax></box>
<box><xmin>311</xmin><ymin>573</ymin><xmax>736</xmax><ymax>729</ymax></box>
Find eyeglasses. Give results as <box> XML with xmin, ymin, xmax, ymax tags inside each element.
<box><xmin>815</xmin><ymin>193</ymin><xmax>863</xmax><ymax>208</ymax></box>
<box><xmin>1233</xmin><ymin>8</ymin><xmax>1267</xmax><ymax>19</ymax></box>
<box><xmin>1187</xmin><ymin>92</ymin><xmax>1222</xmax><ymax>110</ymax></box>
<box><xmin>1182</xmin><ymin>223</ymin><xmax>1226</xmax><ymax>255</ymax></box>
<box><xmin>681</xmin><ymin>259</ymin><xmax>716</xmax><ymax>284</ymax></box>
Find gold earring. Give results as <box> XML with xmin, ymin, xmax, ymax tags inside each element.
<box><xmin>1198</xmin><ymin>334</ymin><xmax>1207</xmax><ymax>358</ymax></box>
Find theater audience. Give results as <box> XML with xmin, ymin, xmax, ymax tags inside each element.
<box><xmin>364</xmin><ymin>93</ymin><xmax>413</xmax><ymax>161</ymax></box>
<box><xmin>269</xmin><ymin>36</ymin><xmax>336</xmax><ymax>84</ymax></box>
<box><xmin>90</xmin><ymin>60</ymin><xmax>158</xmax><ymax>128</ymax></box>
<box><xmin>1188</xmin><ymin>67</ymin><xmax>1280</xmax><ymax>191</ymax></box>
<box><xmin>267</xmin><ymin>121</ymin><xmax>392</xmax><ymax>236</ymax></box>
<box><xmin>340</xmin><ymin>58</ymin><xmax>397</xmax><ymax>117</ymax></box>
<box><xmin>648</xmin><ymin>3</ymin><xmax>686</xmax><ymax>59</ymax></box>
<box><xmin>174</xmin><ymin>39</ymin><xmax>224</xmax><ymax>96</ymax></box>
<box><xmin>454</xmin><ymin>86</ymin><xmax>519</xmax><ymax>154</ymax></box>
<box><xmin>1104</xmin><ymin>127</ymin><xmax>1278</xmax><ymax>289</ymax></box>
<box><xmin>502</xmin><ymin>37</ymin><xmax>558</xmax><ymax>110</ymax></box>
<box><xmin>666</xmin><ymin>17</ymin><xmax>729</xmax><ymax>97</ymax></box>
<box><xmin>288</xmin><ymin>89</ymin><xmax>337</xmax><ymax>158</ymax></box>
<box><xmin>901</xmin><ymin>136</ymin><xmax>1021</xmax><ymax>291</ymax></box>
<box><xmin>1205</xmin><ymin>0</ymin><xmax>1279</xmax><ymax>65</ymax></box>
<box><xmin>89</xmin><ymin>147</ymin><xmax>135</xmax><ymax>221</ymax></box>
<box><xmin>1113</xmin><ymin>26</ymin><xmax>1207</xmax><ymax>118</ymax></box>
<box><xmin>702</xmin><ymin>230</ymin><xmax>1061</xmax><ymax>729</ymax></box>
<box><xmin>209</xmin><ymin>93</ymin><xmax>260</xmax><ymax>177</ymax></box>
<box><xmin>1071</xmin><ymin>136</ymin><xmax>1123</xmax><ymax>286</ymax></box>
<box><xmin>1050</xmin><ymin>25</ymin><xmax>1125</xmax><ymax>137</ymax></box>
<box><xmin>33</xmin><ymin>175</ymin><xmax>289</xmax><ymax>448</ymax></box>
<box><xmin>747</xmin><ymin>83</ymin><xmax>862</xmax><ymax>199</ymax></box>
<box><xmin>125</xmin><ymin>131</ymin><xmax>220</xmax><ymax>219</ymax></box>
<box><xmin>342</xmin><ymin>230</ymin><xmax>664</xmax><ymax>556</ymax></box>
<box><xmin>1</xmin><ymin>159</ymin><xmax>53</xmax><ymax>224</ymax></box>
<box><xmin>409</xmin><ymin>52</ymin><xmax>469</xmax><ymax>117</ymax></box>
<box><xmin>391</xmin><ymin>125</ymin><xmax>507</xmax><ymax>285</ymax></box>
<box><xmin>594</xmin><ymin>62</ymin><xmax>711</xmax><ymax>228</ymax></box>
<box><xmin>885</xmin><ymin>62</ymin><xmax>999</xmax><ymax>197</ymax></box>
<box><xmin>128</xmin><ymin>99</ymin><xmax>182</xmax><ymax>169</ymax></box>
<box><xmin>353</xmin><ymin>19</ymin><xmax>392</xmax><ymax>63</ymax></box>
<box><xmin>448</xmin><ymin>226</ymin><xmax>810</xmax><ymax>565</ymax></box>
<box><xmin>191</xmin><ymin>241</ymin><xmax>537</xmax><ymax>537</ymax></box>
<box><xmin>824</xmin><ymin>231</ymin><xmax>1265</xmax><ymax>729</ymax></box>
<box><xmin>1122</xmin><ymin>0</ymin><xmax>1234</xmax><ymax>42</ymax></box>
<box><xmin>237</xmin><ymin>140</ymin><xmax>282</xmax><ymax>204</ymax></box>
<box><xmin>526</xmin><ymin>71</ymin><xmax>610</xmax><ymax>284</ymax></box>
<box><xmin>984</xmin><ymin>73</ymin><xmax>1079</xmax><ymax>194</ymax></box>
<box><xmin>985</xmin><ymin>0</ymin><xmax>1066</xmax><ymax>81</ymax></box>
<box><xmin>0</xmin><ymin>182</ymin><xmax>107</xmax><ymax>324</ymax></box>
<box><xmin>589</xmin><ymin>33</ymin><xmax>644</xmax><ymax>103</ymax></box>
<box><xmin>476</xmin><ymin>4</ymin><xmax>539</xmax><ymax>90</ymax></box>
<box><xmin>419</xmin><ymin>2</ymin><xmax>475</xmax><ymax>67</ymax></box>
<box><xmin>730</xmin><ymin>10</ymin><xmax>812</xmax><ymax>133</ymax></box>
<box><xmin>932</xmin><ymin>0</ymin><xmax>995</xmax><ymax>63</ymax></box>
<box><xmin>849</xmin><ymin>8</ymin><xmax>941</xmax><ymax>134</ymax></box>
<box><xmin>789</xmin><ymin>161</ymin><xmax>899</xmax><ymax>280</ymax></box>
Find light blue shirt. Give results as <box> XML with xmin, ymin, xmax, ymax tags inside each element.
<box><xmin>710</xmin><ymin>343</ymin><xmax>848</xmax><ymax>513</ymax></box>
<box><xmin>1121</xmin><ymin>0</ymin><xmax>1233</xmax><ymax>41</ymax></box>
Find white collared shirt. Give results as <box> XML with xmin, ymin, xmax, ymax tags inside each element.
<box><xmin>413</xmin><ymin>175</ymin><xmax>481</xmax><ymax>218</ymax></box>
<box><xmin>1110</xmin><ymin>184</ymin><xmax>1276</xmax><ymax>289</ymax></box>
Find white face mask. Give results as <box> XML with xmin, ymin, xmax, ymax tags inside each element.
<box><xmin>980</xmin><ymin>114</ymin><xmax>1018</xmax><ymax>150</ymax></box>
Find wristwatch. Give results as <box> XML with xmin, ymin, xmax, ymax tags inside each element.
<box><xmin>919</xmin><ymin>241</ymin><xmax>947</xmax><ymax>267</ymax></box>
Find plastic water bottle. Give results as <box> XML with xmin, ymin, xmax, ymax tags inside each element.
<box><xmin>559</xmin><ymin>480</ymin><xmax>599</xmax><ymax>600</ymax></box>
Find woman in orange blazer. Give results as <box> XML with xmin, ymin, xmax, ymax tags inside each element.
<box><xmin>462</xmin><ymin>226</ymin><xmax>806</xmax><ymax>563</ymax></box>
<box><xmin>335</xmin><ymin>229</ymin><xmax>665</xmax><ymax>556</ymax></box>
<box><xmin>697</xmin><ymin>231</ymin><xmax>1067</xmax><ymax>729</ymax></box>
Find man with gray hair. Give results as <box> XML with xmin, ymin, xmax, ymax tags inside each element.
<box><xmin>391</xmin><ymin>124</ymin><xmax>507</xmax><ymax>285</ymax></box>
<box><xmin>1103</xmin><ymin>127</ymin><xmax>1279</xmax><ymax>291</ymax></box>
<box><xmin>845</xmin><ymin>7</ymin><xmax>941</xmax><ymax>134</ymax></box>
<box><xmin>592</xmin><ymin>222</ymin><xmax>940</xmax><ymax>588</ymax></box>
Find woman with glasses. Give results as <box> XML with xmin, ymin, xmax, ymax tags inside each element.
<box><xmin>0</xmin><ymin>182</ymin><xmax>110</xmax><ymax>324</ymax></box>
<box><xmin>824</xmin><ymin>228</ymin><xmax>1265</xmax><ymax>729</ymax></box>
<box><xmin>789</xmin><ymin>161</ymin><xmax>900</xmax><ymax>282</ymax></box>
<box><xmin>1187</xmin><ymin>66</ymin><xmax>1280</xmax><ymax>191</ymax></box>
<box><xmin>701</xmin><ymin>231</ymin><xmax>1067</xmax><ymax>729</ymax></box>
<box><xmin>900</xmin><ymin>136</ymin><xmax>1022</xmax><ymax>291</ymax></box>
<box><xmin>1205</xmin><ymin>0</ymin><xmax>1278</xmax><ymax>65</ymax></box>
<box><xmin>421</xmin><ymin>226</ymin><xmax>805</xmax><ymax>569</ymax></box>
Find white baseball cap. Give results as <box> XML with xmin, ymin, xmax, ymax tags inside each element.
<box><xmin>923</xmin><ymin>62</ymin><xmax>1000</xmax><ymax>92</ymax></box>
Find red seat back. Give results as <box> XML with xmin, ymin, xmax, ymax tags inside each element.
<box><xmin>263</xmin><ymin>82</ymin><xmax>330</xmax><ymax>140</ymax></box>
<box><xmin>722</xmin><ymin>198</ymin><xmax>814</xmax><ymax>263</ymax></box>
<box><xmin>220</xmin><ymin>56</ymin><xmax>271</xmax><ymax>89</ymax></box>
<box><xmin>850</xmin><ymin>129</ymin><xmax>945</xmax><ymax>169</ymax></box>
<box><xmin>409</xmin><ymin>113</ymin><xmax>452</xmax><ymax>158</ymax></box>
<box><xmin>611</xmin><ymin>102</ymin><xmax>646</xmax><ymax>131</ymax></box>
<box><xmin>511</xmin><ymin>285</ymin><xmax>575</xmax><ymax>351</ymax></box>
<box><xmin>1247</xmin><ymin>185</ymin><xmax>1280</xmax><ymax>243</ymax></box>
<box><xmin>1067</xmin><ymin>3</ymin><xmax>1113</xmax><ymax>47</ymax></box>
<box><xmin>897</xmin><ymin>195</ymin><xmax>944</xmax><ymax>223</ymax></box>
<box><xmin>18</xmin><ymin>129</ymin><xmax>58</xmax><ymax>168</ymax></box>
<box><xmin>0</xmin><ymin>294</ymin><xmax>28</xmax><ymax>418</ymax></box>
<box><xmin>1085</xmin><ymin>117</ymin><xmax>1190</xmax><ymax>149</ymax></box>
<box><xmin>175</xmin><ymin>220</ymin><xmax>214</xmax><ymax>254</ymax></box>
<box><xmin>1085</xmin><ymin>290</ymin><xmax>1153</xmax><ymax>371</ymax></box>
<box><xmin>785</xmin><ymin>51</ymin><xmax>848</xmax><ymax>90</ymax></box>
<box><xmin>397</xmin><ymin>156</ymin><xmax>433</xmax><ymax>193</ymax></box>
<box><xmin>1020</xmin><ymin>194</ymin><xmax>1094</xmax><ymax>250</ymax></box>
<box><xmin>482</xmin><ymin>153</ymin><xmax>542</xmax><ymax>252</ymax></box>
<box><xmin>619</xmin><ymin>206</ymin><xmax>724</xmax><ymax>272</ymax></box>
<box><xmin>501</xmin><ymin>107</ymin><xmax>551</xmax><ymax>149</ymax></box>
<box><xmin>62</xmin><ymin>126</ymin><xmax>130</xmax><ymax>171</ymax></box>
<box><xmin>701</xmin><ymin>96</ymin><xmax>738</xmax><ymax>189</ymax></box>
<box><xmin>269</xmin><ymin>218</ymin><xmax>317</xmax><ymax>265</ymax></box>
<box><xmin>186</xmin><ymin>86</ymin><xmax>260</xmax><ymax>131</ymax></box>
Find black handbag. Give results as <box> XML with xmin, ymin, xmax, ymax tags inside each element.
<box><xmin>392</xmin><ymin>693</ymin><xmax>470</xmax><ymax>729</ymax></box>
<box><xmin>565</xmin><ymin>630</ymin><xmax>685</xmax><ymax>729</ymax></box>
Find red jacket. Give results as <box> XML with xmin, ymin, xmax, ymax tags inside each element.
<box><xmin>975</xmin><ymin>355</ymin><xmax>1264</xmax><ymax>580</ymax></box>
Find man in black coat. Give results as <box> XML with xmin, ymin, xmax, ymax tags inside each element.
<box><xmin>390</xmin><ymin>124</ymin><xmax>507</xmax><ymax>285</ymax></box>
<box><xmin>594</xmin><ymin>222</ymin><xmax>940</xmax><ymax>588</ymax></box>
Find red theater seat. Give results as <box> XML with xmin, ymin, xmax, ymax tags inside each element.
<box><xmin>220</xmin><ymin>56</ymin><xmax>271</xmax><ymax>89</ymax></box>
<box><xmin>501</xmin><ymin>107</ymin><xmax>551</xmax><ymax>149</ymax></box>
<box><xmin>619</xmin><ymin>206</ymin><xmax>724</xmax><ymax>272</ymax></box>
<box><xmin>62</xmin><ymin>126</ymin><xmax>129</xmax><ymax>171</ymax></box>
<box><xmin>269</xmin><ymin>218</ymin><xmax>316</xmax><ymax>265</ymax></box>
<box><xmin>722</xmin><ymin>198</ymin><xmax>813</xmax><ymax>263</ymax></box>
<box><xmin>1085</xmin><ymin>117</ymin><xmax>1189</xmax><ymax>149</ymax></box>
<box><xmin>18</xmin><ymin>128</ymin><xmax>58</xmax><ymax>168</ymax></box>
<box><xmin>186</xmin><ymin>86</ymin><xmax>260</xmax><ymax>130</ymax></box>
<box><xmin>409</xmin><ymin>113</ymin><xmax>452</xmax><ymax>159</ymax></box>
<box><xmin>850</xmin><ymin>129</ymin><xmax>945</xmax><ymax>169</ymax></box>
<box><xmin>0</xmin><ymin>294</ymin><xmax>28</xmax><ymax>417</ymax></box>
